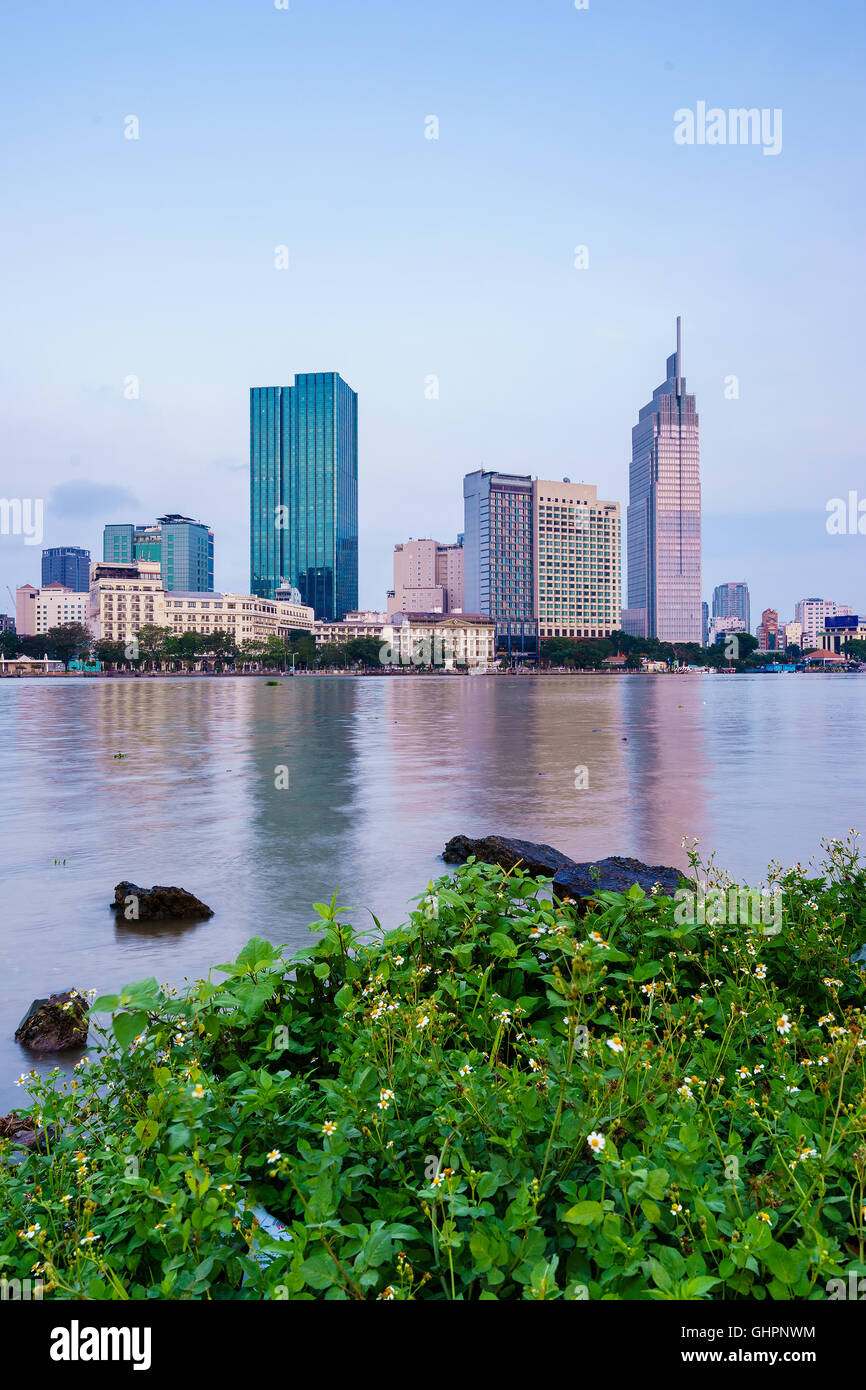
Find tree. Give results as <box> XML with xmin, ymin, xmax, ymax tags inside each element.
<box><xmin>43</xmin><ymin>622</ymin><xmax>91</xmax><ymax>668</ymax></box>
<box><xmin>135</xmin><ymin>623</ymin><xmax>172</xmax><ymax>669</ymax></box>
<box><xmin>0</xmin><ymin>629</ymin><xmax>22</xmax><ymax>658</ymax></box>
<box><xmin>317</xmin><ymin>643</ymin><xmax>348</xmax><ymax>668</ymax></box>
<box><xmin>344</xmin><ymin>636</ymin><xmax>383</xmax><ymax>668</ymax></box>
<box><xmin>286</xmin><ymin>630</ymin><xmax>316</xmax><ymax>669</ymax></box>
<box><xmin>624</xmin><ymin>652</ymin><xmax>642</xmax><ymax>670</ymax></box>
<box><xmin>94</xmin><ymin>638</ymin><xmax>126</xmax><ymax>667</ymax></box>
<box><xmin>842</xmin><ymin>638</ymin><xmax>866</xmax><ymax>662</ymax></box>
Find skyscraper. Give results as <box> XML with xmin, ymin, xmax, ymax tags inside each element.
<box><xmin>626</xmin><ymin>318</ymin><xmax>701</xmax><ymax>642</ymax></box>
<box><xmin>42</xmin><ymin>546</ymin><xmax>91</xmax><ymax>590</ymax></box>
<box><xmin>712</xmin><ymin>581</ymin><xmax>750</xmax><ymax>634</ymax></box>
<box><xmin>251</xmin><ymin>372</ymin><xmax>358</xmax><ymax>620</ymax></box>
<box><xmin>103</xmin><ymin>517</ymin><xmax>213</xmax><ymax>592</ymax></box>
<box><xmin>463</xmin><ymin>470</ymin><xmax>536</xmax><ymax>656</ymax></box>
<box><xmin>388</xmin><ymin>538</ymin><xmax>464</xmax><ymax>616</ymax></box>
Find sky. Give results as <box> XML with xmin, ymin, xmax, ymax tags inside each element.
<box><xmin>1</xmin><ymin>0</ymin><xmax>864</xmax><ymax>626</ymax></box>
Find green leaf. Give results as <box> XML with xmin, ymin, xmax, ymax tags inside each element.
<box><xmin>300</xmin><ymin>1253</ymin><xmax>337</xmax><ymax>1289</ymax></box>
<box><xmin>563</xmin><ymin>1200</ymin><xmax>604</xmax><ymax>1226</ymax></box>
<box><xmin>488</xmin><ymin>932</ymin><xmax>518</xmax><ymax>959</ymax></box>
<box><xmin>333</xmin><ymin>984</ymin><xmax>354</xmax><ymax>1010</ymax></box>
<box><xmin>113</xmin><ymin>1011</ymin><xmax>148</xmax><ymax>1048</ymax></box>
<box><xmin>89</xmin><ymin>993</ymin><xmax>119</xmax><ymax>1012</ymax></box>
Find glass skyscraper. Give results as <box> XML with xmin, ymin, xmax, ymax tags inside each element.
<box><xmin>626</xmin><ymin>318</ymin><xmax>701</xmax><ymax>642</ymax></box>
<box><xmin>250</xmin><ymin>372</ymin><xmax>358</xmax><ymax>620</ymax></box>
<box><xmin>103</xmin><ymin>516</ymin><xmax>213</xmax><ymax>592</ymax></box>
<box><xmin>42</xmin><ymin>546</ymin><xmax>91</xmax><ymax>590</ymax></box>
<box><xmin>712</xmin><ymin>581</ymin><xmax>750</xmax><ymax>634</ymax></box>
<box><xmin>463</xmin><ymin>470</ymin><xmax>536</xmax><ymax>655</ymax></box>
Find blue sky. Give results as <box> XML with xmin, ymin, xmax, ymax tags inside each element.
<box><xmin>1</xmin><ymin>0</ymin><xmax>864</xmax><ymax>625</ymax></box>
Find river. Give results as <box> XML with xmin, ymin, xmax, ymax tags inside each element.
<box><xmin>1</xmin><ymin>671</ymin><xmax>863</xmax><ymax>1108</ymax></box>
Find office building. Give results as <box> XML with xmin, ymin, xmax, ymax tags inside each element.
<box><xmin>103</xmin><ymin>517</ymin><xmax>213</xmax><ymax>592</ymax></box>
<box><xmin>463</xmin><ymin>470</ymin><xmax>536</xmax><ymax>656</ymax></box>
<box><xmin>250</xmin><ymin>371</ymin><xmax>358</xmax><ymax>619</ymax></box>
<box><xmin>626</xmin><ymin>317</ymin><xmax>701</xmax><ymax>641</ymax></box>
<box><xmin>712</xmin><ymin>581</ymin><xmax>750</xmax><ymax>634</ymax></box>
<box><xmin>702</xmin><ymin>600</ymin><xmax>709</xmax><ymax>647</ymax></box>
<box><xmin>794</xmin><ymin>598</ymin><xmax>854</xmax><ymax>650</ymax></box>
<box><xmin>532</xmin><ymin>479</ymin><xmax>621</xmax><ymax>639</ymax></box>
<box><xmin>388</xmin><ymin>538</ymin><xmax>464</xmax><ymax>617</ymax></box>
<box><xmin>756</xmin><ymin>608</ymin><xmax>782</xmax><ymax>652</ymax></box>
<box><xmin>16</xmin><ymin>583</ymin><xmax>90</xmax><ymax>637</ymax></box>
<box><xmin>42</xmin><ymin>546</ymin><xmax>91</xmax><ymax>591</ymax></box>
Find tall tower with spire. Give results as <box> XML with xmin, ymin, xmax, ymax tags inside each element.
<box><xmin>625</xmin><ymin>317</ymin><xmax>701</xmax><ymax>642</ymax></box>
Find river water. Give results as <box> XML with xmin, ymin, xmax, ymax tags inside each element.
<box><xmin>1</xmin><ymin>672</ymin><xmax>863</xmax><ymax>1108</ymax></box>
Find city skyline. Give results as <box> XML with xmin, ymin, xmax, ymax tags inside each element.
<box><xmin>1</xmin><ymin>0</ymin><xmax>863</xmax><ymax>626</ymax></box>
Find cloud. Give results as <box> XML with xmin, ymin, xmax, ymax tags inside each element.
<box><xmin>47</xmin><ymin>480</ymin><xmax>140</xmax><ymax>521</ymax></box>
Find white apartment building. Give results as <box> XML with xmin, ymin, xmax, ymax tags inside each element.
<box><xmin>16</xmin><ymin>583</ymin><xmax>90</xmax><ymax>637</ymax></box>
<box><xmin>532</xmin><ymin>481</ymin><xmax>621</xmax><ymax>640</ymax></box>
<box><xmin>795</xmin><ymin>598</ymin><xmax>853</xmax><ymax>649</ymax></box>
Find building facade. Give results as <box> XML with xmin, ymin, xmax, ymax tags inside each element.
<box><xmin>627</xmin><ymin>318</ymin><xmax>701</xmax><ymax>641</ymax></box>
<box><xmin>712</xmin><ymin>581</ymin><xmax>750</xmax><ymax>634</ymax></box>
<box><xmin>707</xmin><ymin>614</ymin><xmax>746</xmax><ymax>645</ymax></box>
<box><xmin>251</xmin><ymin>371</ymin><xmax>358</xmax><ymax>619</ymax></box>
<box><xmin>42</xmin><ymin>546</ymin><xmax>91</xmax><ymax>591</ymax></box>
<box><xmin>532</xmin><ymin>479</ymin><xmax>621</xmax><ymax>640</ymax></box>
<box><xmin>819</xmin><ymin>614</ymin><xmax>866</xmax><ymax>654</ymax></box>
<box><xmin>16</xmin><ymin>583</ymin><xmax>90</xmax><ymax>637</ymax></box>
<box><xmin>756</xmin><ymin>608</ymin><xmax>782</xmax><ymax>652</ymax></box>
<box><xmin>463</xmin><ymin>470</ymin><xmax>536</xmax><ymax>655</ymax></box>
<box><xmin>103</xmin><ymin>516</ymin><xmax>213</xmax><ymax>592</ymax></box>
<box><xmin>795</xmin><ymin>598</ymin><xmax>854</xmax><ymax>650</ymax></box>
<box><xmin>388</xmin><ymin>538</ymin><xmax>465</xmax><ymax>617</ymax></box>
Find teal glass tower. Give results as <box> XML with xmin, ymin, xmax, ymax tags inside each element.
<box><xmin>251</xmin><ymin>372</ymin><xmax>358</xmax><ymax>619</ymax></box>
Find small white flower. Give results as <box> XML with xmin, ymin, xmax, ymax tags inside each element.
<box><xmin>586</xmin><ymin>1131</ymin><xmax>605</xmax><ymax>1156</ymax></box>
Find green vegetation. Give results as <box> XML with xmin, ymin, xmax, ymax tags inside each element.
<box><xmin>3</xmin><ymin>834</ymin><xmax>866</xmax><ymax>1299</ymax></box>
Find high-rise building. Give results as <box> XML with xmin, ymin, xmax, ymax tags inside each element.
<box><xmin>533</xmin><ymin>480</ymin><xmax>621</xmax><ymax>640</ymax></box>
<box><xmin>103</xmin><ymin>517</ymin><xmax>213</xmax><ymax>592</ymax></box>
<box><xmin>0</xmin><ymin>614</ymin><xmax>14</xmax><ymax>633</ymax></box>
<box><xmin>794</xmin><ymin>597</ymin><xmax>854</xmax><ymax>650</ymax></box>
<box><xmin>42</xmin><ymin>546</ymin><xmax>91</xmax><ymax>591</ymax></box>
<box><xmin>627</xmin><ymin>317</ymin><xmax>701</xmax><ymax>642</ymax></box>
<box><xmin>756</xmin><ymin>608</ymin><xmax>782</xmax><ymax>652</ymax></box>
<box><xmin>250</xmin><ymin>372</ymin><xmax>358</xmax><ymax>620</ymax></box>
<box><xmin>388</xmin><ymin>538</ymin><xmax>464</xmax><ymax>617</ymax></box>
<box><xmin>463</xmin><ymin>470</ymin><xmax>536</xmax><ymax>655</ymax></box>
<box><xmin>701</xmin><ymin>600</ymin><xmax>709</xmax><ymax>647</ymax></box>
<box><xmin>712</xmin><ymin>581</ymin><xmax>750</xmax><ymax>634</ymax></box>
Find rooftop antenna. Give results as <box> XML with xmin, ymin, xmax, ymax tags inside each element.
<box><xmin>676</xmin><ymin>314</ymin><xmax>682</xmax><ymax>393</ymax></box>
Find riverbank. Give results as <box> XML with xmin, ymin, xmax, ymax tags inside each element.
<box><xmin>3</xmin><ymin>834</ymin><xmax>865</xmax><ymax>1300</ymax></box>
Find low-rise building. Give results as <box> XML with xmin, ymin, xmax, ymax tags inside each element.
<box><xmin>90</xmin><ymin>561</ymin><xmax>313</xmax><ymax>647</ymax></box>
<box><xmin>0</xmin><ymin>655</ymin><xmax>65</xmax><ymax>675</ymax></box>
<box><xmin>313</xmin><ymin>611</ymin><xmax>495</xmax><ymax>668</ymax></box>
<box><xmin>819</xmin><ymin>615</ymin><xmax>866</xmax><ymax>654</ymax></box>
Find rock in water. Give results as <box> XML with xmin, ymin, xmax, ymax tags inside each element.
<box><xmin>554</xmin><ymin>856</ymin><xmax>689</xmax><ymax>908</ymax></box>
<box><xmin>110</xmin><ymin>881</ymin><xmax>214</xmax><ymax>921</ymax></box>
<box><xmin>0</xmin><ymin>1112</ymin><xmax>60</xmax><ymax>1151</ymax></box>
<box><xmin>442</xmin><ymin>834</ymin><xmax>577</xmax><ymax>877</ymax></box>
<box><xmin>14</xmin><ymin>990</ymin><xmax>89</xmax><ymax>1052</ymax></box>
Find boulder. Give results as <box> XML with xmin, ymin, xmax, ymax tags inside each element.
<box><xmin>0</xmin><ymin>1112</ymin><xmax>59</xmax><ymax>1151</ymax></box>
<box><xmin>14</xmin><ymin>990</ymin><xmax>89</xmax><ymax>1053</ymax></box>
<box><xmin>442</xmin><ymin>834</ymin><xmax>576</xmax><ymax>878</ymax></box>
<box><xmin>110</xmin><ymin>881</ymin><xmax>214</xmax><ymax>922</ymax></box>
<box><xmin>554</xmin><ymin>855</ymin><xmax>689</xmax><ymax>909</ymax></box>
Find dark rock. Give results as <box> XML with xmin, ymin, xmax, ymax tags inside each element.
<box><xmin>442</xmin><ymin>834</ymin><xmax>577</xmax><ymax>878</ymax></box>
<box><xmin>554</xmin><ymin>856</ymin><xmax>690</xmax><ymax>909</ymax></box>
<box><xmin>110</xmin><ymin>881</ymin><xmax>214</xmax><ymax>922</ymax></box>
<box><xmin>0</xmin><ymin>1112</ymin><xmax>60</xmax><ymax>1151</ymax></box>
<box><xmin>14</xmin><ymin>990</ymin><xmax>89</xmax><ymax>1053</ymax></box>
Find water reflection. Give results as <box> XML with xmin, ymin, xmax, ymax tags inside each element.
<box><xmin>1</xmin><ymin>672</ymin><xmax>864</xmax><ymax>1107</ymax></box>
